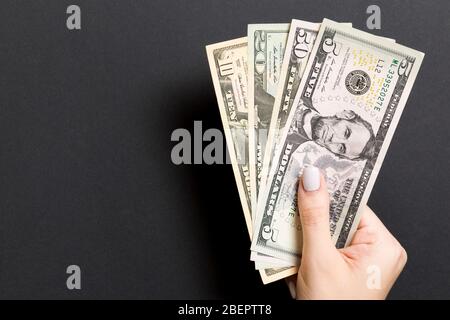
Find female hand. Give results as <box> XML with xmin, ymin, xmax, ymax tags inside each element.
<box><xmin>288</xmin><ymin>166</ymin><xmax>407</xmax><ymax>300</ymax></box>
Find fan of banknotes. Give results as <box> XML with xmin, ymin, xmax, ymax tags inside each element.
<box><xmin>206</xmin><ymin>18</ymin><xmax>424</xmax><ymax>284</ymax></box>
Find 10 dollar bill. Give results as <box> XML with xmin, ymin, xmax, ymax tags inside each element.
<box><xmin>206</xmin><ymin>38</ymin><xmax>297</xmax><ymax>283</ymax></box>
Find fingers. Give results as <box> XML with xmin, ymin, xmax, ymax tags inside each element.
<box><xmin>285</xmin><ymin>275</ymin><xmax>297</xmax><ymax>299</ymax></box>
<box><xmin>298</xmin><ymin>167</ymin><xmax>334</xmax><ymax>256</ymax></box>
<box><xmin>357</xmin><ymin>206</ymin><xmax>383</xmax><ymax>230</ymax></box>
<box><xmin>348</xmin><ymin>206</ymin><xmax>381</xmax><ymax>246</ymax></box>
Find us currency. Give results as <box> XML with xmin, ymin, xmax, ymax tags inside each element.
<box><xmin>206</xmin><ymin>38</ymin><xmax>297</xmax><ymax>283</ymax></box>
<box><xmin>246</xmin><ymin>24</ymin><xmax>296</xmax><ymax>271</ymax></box>
<box><xmin>247</xmin><ymin>23</ymin><xmax>289</xmax><ymax>227</ymax></box>
<box><xmin>251</xmin><ymin>19</ymin><xmax>424</xmax><ymax>264</ymax></box>
<box><xmin>259</xmin><ymin>20</ymin><xmax>323</xmax><ymax>193</ymax></box>
<box><xmin>254</xmin><ymin>254</ymin><xmax>294</xmax><ymax>270</ymax></box>
<box><xmin>252</xmin><ymin>250</ymin><xmax>293</xmax><ymax>269</ymax></box>
<box><xmin>248</xmin><ymin>22</ymin><xmax>353</xmax><ymax>268</ymax></box>
<box><xmin>260</xmin><ymin>21</ymin><xmax>354</xmax><ymax>194</ymax></box>
<box><xmin>246</xmin><ymin>24</ymin><xmax>297</xmax><ymax>269</ymax></box>
<box><xmin>206</xmin><ymin>38</ymin><xmax>253</xmax><ymax>234</ymax></box>
<box><xmin>260</xmin><ymin>22</ymin><xmax>394</xmax><ymax>192</ymax></box>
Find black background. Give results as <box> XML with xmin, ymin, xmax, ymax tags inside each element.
<box><xmin>0</xmin><ymin>0</ymin><xmax>449</xmax><ymax>299</ymax></box>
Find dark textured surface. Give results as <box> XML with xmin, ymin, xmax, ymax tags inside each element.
<box><xmin>0</xmin><ymin>0</ymin><xmax>448</xmax><ymax>299</ymax></box>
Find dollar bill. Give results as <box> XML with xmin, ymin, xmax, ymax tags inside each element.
<box><xmin>251</xmin><ymin>250</ymin><xmax>294</xmax><ymax>268</ymax></box>
<box><xmin>206</xmin><ymin>38</ymin><xmax>253</xmax><ymax>234</ymax></box>
<box><xmin>248</xmin><ymin>24</ymin><xmax>290</xmax><ymax>227</ymax></box>
<box><xmin>247</xmin><ymin>24</ymin><xmax>297</xmax><ymax>270</ymax></box>
<box><xmin>206</xmin><ymin>38</ymin><xmax>297</xmax><ymax>283</ymax></box>
<box><xmin>260</xmin><ymin>21</ymin><xmax>355</xmax><ymax>195</ymax></box>
<box><xmin>259</xmin><ymin>20</ymin><xmax>321</xmax><ymax>194</ymax></box>
<box><xmin>254</xmin><ymin>256</ymin><xmax>294</xmax><ymax>270</ymax></box>
<box><xmin>251</xmin><ymin>21</ymin><xmax>351</xmax><ymax>271</ymax></box>
<box><xmin>260</xmin><ymin>22</ymin><xmax>394</xmax><ymax>193</ymax></box>
<box><xmin>251</xmin><ymin>19</ymin><xmax>424</xmax><ymax>264</ymax></box>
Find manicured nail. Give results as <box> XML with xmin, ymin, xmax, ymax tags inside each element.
<box><xmin>303</xmin><ymin>166</ymin><xmax>320</xmax><ymax>192</ymax></box>
<box><xmin>287</xmin><ymin>281</ymin><xmax>296</xmax><ymax>299</ymax></box>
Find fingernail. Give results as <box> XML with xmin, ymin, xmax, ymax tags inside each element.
<box><xmin>287</xmin><ymin>281</ymin><xmax>296</xmax><ymax>299</ymax></box>
<box><xmin>303</xmin><ymin>166</ymin><xmax>320</xmax><ymax>192</ymax></box>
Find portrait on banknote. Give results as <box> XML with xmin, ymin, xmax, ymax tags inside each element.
<box><xmin>254</xmin><ymin>76</ymin><xmax>275</xmax><ymax>129</ymax></box>
<box><xmin>287</xmin><ymin>101</ymin><xmax>376</xmax><ymax>161</ymax></box>
<box><xmin>272</xmin><ymin>99</ymin><xmax>376</xmax><ymax>249</ymax></box>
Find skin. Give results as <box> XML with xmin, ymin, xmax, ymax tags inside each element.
<box><xmin>287</xmin><ymin>172</ymin><xmax>407</xmax><ymax>300</ymax></box>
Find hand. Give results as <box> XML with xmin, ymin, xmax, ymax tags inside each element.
<box><xmin>288</xmin><ymin>166</ymin><xmax>407</xmax><ymax>300</ymax></box>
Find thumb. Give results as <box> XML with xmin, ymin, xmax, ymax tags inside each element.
<box><xmin>298</xmin><ymin>166</ymin><xmax>334</xmax><ymax>256</ymax></box>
